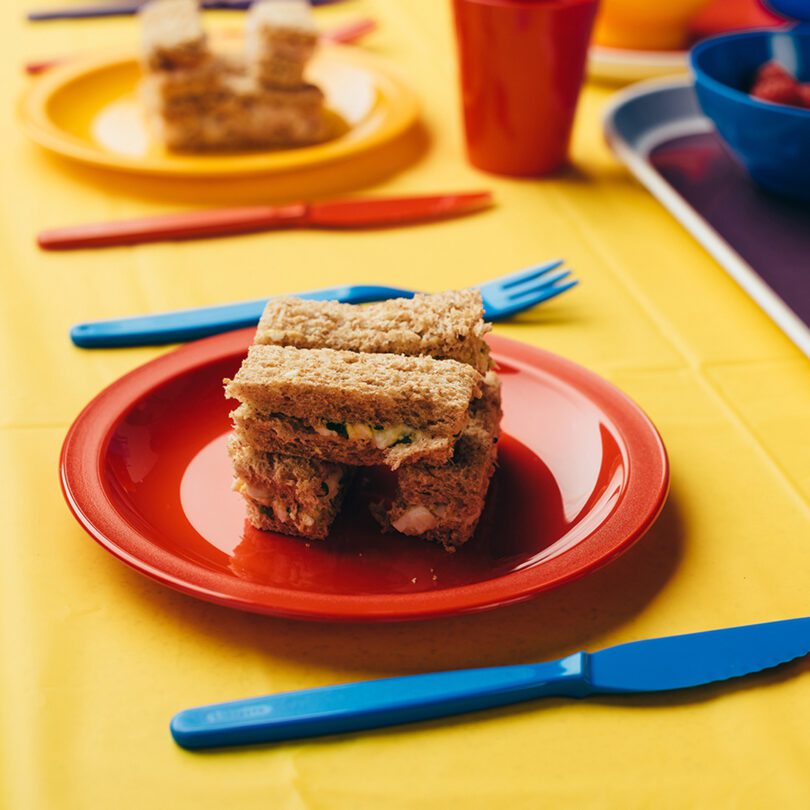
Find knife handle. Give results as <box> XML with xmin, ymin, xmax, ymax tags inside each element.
<box><xmin>38</xmin><ymin>204</ymin><xmax>307</xmax><ymax>250</ymax></box>
<box><xmin>171</xmin><ymin>654</ymin><xmax>591</xmax><ymax>749</ymax></box>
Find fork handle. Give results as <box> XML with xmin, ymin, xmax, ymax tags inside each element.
<box><xmin>69</xmin><ymin>285</ymin><xmax>414</xmax><ymax>347</ymax></box>
<box><xmin>171</xmin><ymin>655</ymin><xmax>591</xmax><ymax>750</ymax></box>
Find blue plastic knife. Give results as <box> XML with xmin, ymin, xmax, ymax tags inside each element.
<box><xmin>171</xmin><ymin>617</ymin><xmax>810</xmax><ymax>750</ymax></box>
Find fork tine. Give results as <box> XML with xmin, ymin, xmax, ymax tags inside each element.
<box><xmin>506</xmin><ymin>269</ymin><xmax>573</xmax><ymax>299</ymax></box>
<box><xmin>492</xmin><ymin>259</ymin><xmax>565</xmax><ymax>290</ymax></box>
<box><xmin>517</xmin><ymin>279</ymin><xmax>578</xmax><ymax>305</ymax></box>
<box><xmin>492</xmin><ymin>280</ymin><xmax>578</xmax><ymax>318</ymax></box>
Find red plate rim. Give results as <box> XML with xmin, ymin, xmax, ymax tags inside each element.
<box><xmin>60</xmin><ymin>330</ymin><xmax>669</xmax><ymax>622</ymax></box>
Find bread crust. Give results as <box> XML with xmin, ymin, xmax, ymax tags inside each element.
<box><xmin>255</xmin><ymin>292</ymin><xmax>492</xmax><ymax>373</ymax></box>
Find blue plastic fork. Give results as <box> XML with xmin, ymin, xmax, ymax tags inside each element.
<box><xmin>69</xmin><ymin>260</ymin><xmax>577</xmax><ymax>348</ymax></box>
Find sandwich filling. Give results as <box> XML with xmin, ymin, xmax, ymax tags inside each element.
<box><xmin>391</xmin><ymin>504</ymin><xmax>446</xmax><ymax>534</ymax></box>
<box><xmin>233</xmin><ymin>478</ymin><xmax>318</xmax><ymax>528</ymax></box>
<box><xmin>233</xmin><ymin>461</ymin><xmax>345</xmax><ymax>529</ymax></box>
<box><xmin>228</xmin><ymin>435</ymin><xmax>351</xmax><ymax>539</ymax></box>
<box><xmin>236</xmin><ymin>406</ymin><xmax>433</xmax><ymax>446</ymax></box>
<box><xmin>314</xmin><ymin>421</ymin><xmax>420</xmax><ymax>448</ymax></box>
<box><xmin>234</xmin><ymin>478</ymin><xmax>319</xmax><ymax>528</ymax></box>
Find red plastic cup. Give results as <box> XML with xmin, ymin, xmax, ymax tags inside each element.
<box><xmin>451</xmin><ymin>0</ymin><xmax>599</xmax><ymax>176</ymax></box>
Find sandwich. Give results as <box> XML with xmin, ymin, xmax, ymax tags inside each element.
<box><xmin>225</xmin><ymin>290</ymin><xmax>501</xmax><ymax>548</ymax></box>
<box><xmin>140</xmin><ymin>0</ymin><xmax>209</xmax><ymax>72</ymax></box>
<box><xmin>225</xmin><ymin>344</ymin><xmax>483</xmax><ymax>469</ymax></box>
<box><xmin>229</xmin><ymin>436</ymin><xmax>351</xmax><ymax>540</ymax></box>
<box><xmin>255</xmin><ymin>291</ymin><xmax>492</xmax><ymax>373</ymax></box>
<box><xmin>139</xmin><ymin>0</ymin><xmax>328</xmax><ymax>152</ymax></box>
<box><xmin>246</xmin><ymin>0</ymin><xmax>319</xmax><ymax>89</ymax></box>
<box><xmin>371</xmin><ymin>373</ymin><xmax>502</xmax><ymax>550</ymax></box>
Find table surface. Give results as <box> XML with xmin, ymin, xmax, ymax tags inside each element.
<box><xmin>3</xmin><ymin>2</ymin><xmax>809</xmax><ymax>808</ymax></box>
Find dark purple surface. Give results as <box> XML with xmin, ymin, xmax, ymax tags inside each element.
<box><xmin>650</xmin><ymin>131</ymin><xmax>810</xmax><ymax>329</ymax></box>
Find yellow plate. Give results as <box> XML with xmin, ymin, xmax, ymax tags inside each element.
<box><xmin>19</xmin><ymin>46</ymin><xmax>419</xmax><ymax>179</ymax></box>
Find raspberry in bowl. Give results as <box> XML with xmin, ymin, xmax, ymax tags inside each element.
<box><xmin>750</xmin><ymin>61</ymin><xmax>810</xmax><ymax>108</ymax></box>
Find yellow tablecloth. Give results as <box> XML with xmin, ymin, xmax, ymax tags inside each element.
<box><xmin>3</xmin><ymin>2</ymin><xmax>809</xmax><ymax>807</ymax></box>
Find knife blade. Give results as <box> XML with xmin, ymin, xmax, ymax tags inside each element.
<box><xmin>588</xmin><ymin>616</ymin><xmax>810</xmax><ymax>692</ymax></box>
<box><xmin>170</xmin><ymin>617</ymin><xmax>810</xmax><ymax>749</ymax></box>
<box><xmin>37</xmin><ymin>192</ymin><xmax>494</xmax><ymax>250</ymax></box>
<box><xmin>28</xmin><ymin>0</ymin><xmax>339</xmax><ymax>22</ymax></box>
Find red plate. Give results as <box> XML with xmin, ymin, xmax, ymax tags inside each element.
<box><xmin>60</xmin><ymin>330</ymin><xmax>668</xmax><ymax>622</ymax></box>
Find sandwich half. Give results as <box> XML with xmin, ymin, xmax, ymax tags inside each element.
<box><xmin>255</xmin><ymin>291</ymin><xmax>492</xmax><ymax>373</ymax></box>
<box><xmin>229</xmin><ymin>436</ymin><xmax>351</xmax><ymax>540</ymax></box>
<box><xmin>225</xmin><ymin>344</ymin><xmax>483</xmax><ymax>469</ymax></box>
<box><xmin>372</xmin><ymin>373</ymin><xmax>502</xmax><ymax>550</ymax></box>
<box><xmin>140</xmin><ymin>0</ymin><xmax>209</xmax><ymax>71</ymax></box>
<box><xmin>246</xmin><ymin>0</ymin><xmax>319</xmax><ymax>89</ymax></box>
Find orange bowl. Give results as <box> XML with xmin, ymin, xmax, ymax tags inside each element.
<box><xmin>594</xmin><ymin>0</ymin><xmax>712</xmax><ymax>50</ymax></box>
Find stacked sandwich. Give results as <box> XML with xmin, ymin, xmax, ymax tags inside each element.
<box><xmin>224</xmin><ymin>292</ymin><xmax>503</xmax><ymax>550</ymax></box>
<box><xmin>139</xmin><ymin>0</ymin><xmax>328</xmax><ymax>151</ymax></box>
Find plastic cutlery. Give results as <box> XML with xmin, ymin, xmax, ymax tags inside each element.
<box><xmin>70</xmin><ymin>260</ymin><xmax>576</xmax><ymax>347</ymax></box>
<box><xmin>39</xmin><ymin>192</ymin><xmax>493</xmax><ymax>250</ymax></box>
<box><xmin>171</xmin><ymin>616</ymin><xmax>810</xmax><ymax>749</ymax></box>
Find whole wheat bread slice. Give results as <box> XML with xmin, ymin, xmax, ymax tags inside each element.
<box><xmin>255</xmin><ymin>291</ymin><xmax>491</xmax><ymax>373</ymax></box>
<box><xmin>225</xmin><ymin>344</ymin><xmax>482</xmax><ymax>436</ymax></box>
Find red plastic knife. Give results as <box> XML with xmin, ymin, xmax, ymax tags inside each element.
<box><xmin>37</xmin><ymin>191</ymin><xmax>494</xmax><ymax>250</ymax></box>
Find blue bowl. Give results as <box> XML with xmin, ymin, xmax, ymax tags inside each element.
<box><xmin>690</xmin><ymin>29</ymin><xmax>810</xmax><ymax>203</ymax></box>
